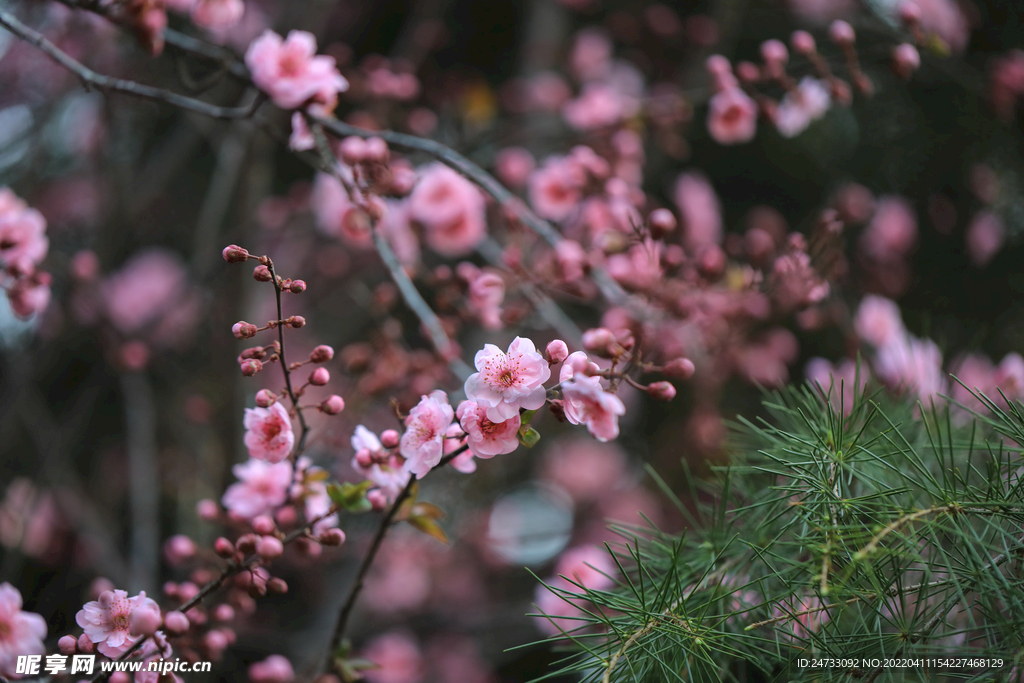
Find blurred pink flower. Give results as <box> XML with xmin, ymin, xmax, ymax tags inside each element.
<box><xmin>494</xmin><ymin>147</ymin><xmax>535</xmax><ymax>188</ymax></box>
<box><xmin>466</xmin><ymin>270</ymin><xmax>504</xmax><ymax>330</ymax></box>
<box><xmin>191</xmin><ymin>0</ymin><xmax>244</xmax><ymax>31</ymax></box>
<box><xmin>529</xmin><ymin>158</ymin><xmax>582</xmax><ymax>223</ymax></box>
<box><xmin>221</xmin><ymin>459</ymin><xmax>292</xmax><ymax>519</ymax></box>
<box><xmin>400</xmin><ymin>391</ymin><xmax>455</xmax><ymax>479</ymax></box>
<box><xmin>786</xmin><ymin>0</ymin><xmax>856</xmax><ymax>23</ymax></box>
<box><xmin>774</xmin><ymin>77</ymin><xmax>831</xmax><ymax>138</ymax></box>
<box><xmin>805</xmin><ymin>357</ymin><xmax>866</xmax><ymax>415</ymax></box>
<box><xmin>569</xmin><ymin>29</ymin><xmax>612</xmax><ymax>82</ymax></box>
<box><xmin>707</xmin><ymin>87</ymin><xmax>757</xmax><ymax>144</ymax></box>
<box><xmin>854</xmin><ymin>295</ymin><xmax>905</xmax><ymax>348</ymax></box>
<box><xmin>912</xmin><ymin>0</ymin><xmax>970</xmax><ymax>53</ymax></box>
<box><xmin>965</xmin><ymin>210</ymin><xmax>1005</xmax><ymax>267</ymax></box>
<box><xmin>0</xmin><ymin>201</ymin><xmax>48</xmax><ymax>275</ymax></box>
<box><xmin>563</xmin><ymin>84</ymin><xmax>629</xmax><ymax>130</ymax></box>
<box><xmin>607</xmin><ymin>240</ymin><xmax>663</xmax><ymax>290</ymax></box>
<box><xmin>102</xmin><ymin>249</ymin><xmax>190</xmax><ymax>336</ymax></box>
<box><xmin>534</xmin><ymin>545</ymin><xmax>616</xmax><ymax>636</ymax></box>
<box><xmin>464</xmin><ymin>337</ymin><xmax>551</xmax><ymax>422</ymax></box>
<box><xmin>351</xmin><ymin>426</ymin><xmax>411</xmax><ymax>503</ymax></box>
<box><xmin>874</xmin><ymin>334</ymin><xmax>946</xmax><ymax>403</ymax></box>
<box><xmin>674</xmin><ymin>172</ymin><xmax>722</xmax><ymax>253</ymax></box>
<box><xmin>456</xmin><ymin>400</ymin><xmax>521</xmax><ymax>457</ymax></box>
<box><xmin>860</xmin><ymin>196</ymin><xmax>917</xmax><ymax>260</ymax></box>
<box><xmin>408</xmin><ymin>164</ymin><xmax>487</xmax><ymax>257</ymax></box>
<box><xmin>0</xmin><ymin>583</ymin><xmax>47</xmax><ymax>679</ymax></box>
<box><xmin>76</xmin><ymin>589</ymin><xmax>159</xmax><ymax>658</ymax></box>
<box><xmin>248</xmin><ymin>655</ymin><xmax>294</xmax><ymax>683</ymax></box>
<box><xmin>311</xmin><ymin>172</ymin><xmax>372</xmax><ymax>248</ymax></box>
<box><xmin>244</xmin><ymin>30</ymin><xmax>348</xmax><ymax>109</ymax></box>
<box><xmin>539</xmin><ymin>437</ymin><xmax>626</xmax><ymax>503</ymax></box>
<box><xmin>362</xmin><ymin>631</ymin><xmax>424</xmax><ymax>683</ymax></box>
<box><xmin>243</xmin><ymin>403</ymin><xmax>294</xmax><ymax>463</ymax></box>
<box><xmin>7</xmin><ymin>273</ymin><xmax>51</xmax><ymax>320</ymax></box>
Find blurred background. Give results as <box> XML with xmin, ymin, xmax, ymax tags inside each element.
<box><xmin>3</xmin><ymin>0</ymin><xmax>1024</xmax><ymax>680</ymax></box>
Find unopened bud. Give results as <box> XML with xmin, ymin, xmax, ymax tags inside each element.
<box><xmin>380</xmin><ymin>429</ymin><xmax>399</xmax><ymax>448</ymax></box>
<box><xmin>253</xmin><ymin>265</ymin><xmax>273</xmax><ymax>282</ymax></box>
<box><xmin>898</xmin><ymin>0</ymin><xmax>921</xmax><ymax>24</ymax></box>
<box><xmin>214</xmin><ymin>537</ymin><xmax>235</xmax><ymax>558</ymax></box>
<box><xmin>252</xmin><ymin>515</ymin><xmax>276</xmax><ymax>535</ymax></box>
<box><xmin>319</xmin><ymin>528</ymin><xmax>346</xmax><ymax>546</ymax></box>
<box><xmin>648</xmin><ymin>208</ymin><xmax>676</xmax><ymax>238</ymax></box>
<box><xmin>240</xmin><ymin>359</ymin><xmax>263</xmax><ymax>377</ymax></box>
<box><xmin>582</xmin><ymin>328</ymin><xmax>615</xmax><ymax>356</ymax></box>
<box><xmin>267</xmin><ymin>578</ymin><xmax>288</xmax><ymax>595</ymax></box>
<box><xmin>320</xmin><ymin>395</ymin><xmax>345</xmax><ymax>415</ymax></box>
<box><xmin>213</xmin><ymin>604</ymin><xmax>235</xmax><ymax>622</ymax></box>
<box><xmin>546</xmin><ymin>339</ymin><xmax>569</xmax><ymax>363</ymax></box>
<box><xmin>355</xmin><ymin>449</ymin><xmax>373</xmax><ymax>468</ymax></box>
<box><xmin>309</xmin><ymin>367</ymin><xmax>330</xmax><ymax>386</ymax></box>
<box><xmin>248</xmin><ymin>581</ymin><xmax>267</xmax><ymax>599</ymax></box>
<box><xmin>255</xmin><ymin>389</ymin><xmax>277</xmax><ymax>407</ymax></box>
<box><xmin>236</xmin><ymin>534</ymin><xmax>258</xmax><ymax>554</ymax></box>
<box><xmin>275</xmin><ymin>506</ymin><xmax>298</xmax><ymax>527</ymax></box>
<box><xmin>197</xmin><ymin>499</ymin><xmax>219</xmax><ymax>521</ymax></box>
<box><xmin>310</xmin><ymin>345</ymin><xmax>335</xmax><ymax>363</ymax></box>
<box><xmin>163</xmin><ymin>611</ymin><xmax>190</xmax><ymax>635</ymax></box>
<box><xmin>338</xmin><ymin>136</ymin><xmax>368</xmax><ymax>165</ymax></box>
<box><xmin>129</xmin><ymin>604</ymin><xmax>162</xmax><ymax>637</ymax></box>
<box><xmin>77</xmin><ymin>634</ymin><xmax>94</xmax><ymax>653</ymax></box>
<box><xmin>367</xmin><ymin>489</ymin><xmax>388</xmax><ymax>510</ymax></box>
<box><xmin>647</xmin><ymin>381</ymin><xmax>678</xmax><ymax>401</ymax></box>
<box><xmin>791</xmin><ymin>30</ymin><xmax>816</xmax><ymax>54</ymax></box>
<box><xmin>256</xmin><ymin>536</ymin><xmax>284</xmax><ymax>560</ymax></box>
<box><xmin>58</xmin><ymin>635</ymin><xmax>78</xmax><ymax>655</ymax></box>
<box><xmin>288</xmin><ymin>316</ymin><xmax>306</xmax><ymax>329</ymax></box>
<box><xmin>222</xmin><ymin>245</ymin><xmax>249</xmax><ymax>263</ymax></box>
<box><xmin>288</xmin><ymin>280</ymin><xmax>307</xmax><ymax>294</ymax></box>
<box><xmin>364</xmin><ymin>137</ymin><xmax>389</xmax><ymax>163</ymax></box>
<box><xmin>829</xmin><ymin>20</ymin><xmax>855</xmax><ymax>45</ymax></box>
<box><xmin>232</xmin><ymin>321</ymin><xmax>258</xmax><ymax>339</ymax></box>
<box><xmin>664</xmin><ymin>357</ymin><xmax>696</xmax><ymax>379</ymax></box>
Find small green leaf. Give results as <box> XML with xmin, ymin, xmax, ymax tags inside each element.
<box><xmin>518</xmin><ymin>426</ymin><xmax>541</xmax><ymax>448</ymax></box>
<box><xmin>327</xmin><ymin>481</ymin><xmax>374</xmax><ymax>513</ymax></box>
<box><xmin>407</xmin><ymin>515</ymin><xmax>449</xmax><ymax>544</ymax></box>
<box><xmin>520</xmin><ymin>409</ymin><xmax>538</xmax><ymax>427</ymax></box>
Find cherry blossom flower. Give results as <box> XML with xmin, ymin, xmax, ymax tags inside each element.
<box><xmin>135</xmin><ymin>632</ymin><xmax>179</xmax><ymax>683</ymax></box>
<box><xmin>221</xmin><ymin>459</ymin><xmax>292</xmax><ymax>519</ymax></box>
<box><xmin>0</xmin><ymin>200</ymin><xmax>48</xmax><ymax>274</ymax></box>
<box><xmin>874</xmin><ymin>334</ymin><xmax>946</xmax><ymax>403</ymax></box>
<box><xmin>190</xmin><ymin>0</ymin><xmax>244</xmax><ymax>31</ymax></box>
<box><xmin>248</xmin><ymin>655</ymin><xmax>294</xmax><ymax>683</ymax></box>
<box><xmin>407</xmin><ymin>164</ymin><xmax>487</xmax><ymax>256</ymax></box>
<box><xmin>456</xmin><ymin>400</ymin><xmax>521</xmax><ymax>457</ymax></box>
<box><xmin>311</xmin><ymin>172</ymin><xmax>372</xmax><ymax>248</ymax></box>
<box><xmin>707</xmin><ymin>87</ymin><xmax>758</xmax><ymax>144</ymax></box>
<box><xmin>400</xmin><ymin>391</ymin><xmax>455</xmax><ymax>479</ymax></box>
<box><xmin>805</xmin><ymin>357</ymin><xmax>866</xmax><ymax>415</ymax></box>
<box><xmin>855</xmin><ymin>295</ymin><xmax>905</xmax><ymax>349</ymax></box>
<box><xmin>534</xmin><ymin>545</ymin><xmax>616</xmax><ymax>636</ymax></box>
<box><xmin>774</xmin><ymin>77</ymin><xmax>831</xmax><ymax>138</ymax></box>
<box><xmin>559</xmin><ymin>352</ymin><xmax>626</xmax><ymax>442</ymax></box>
<box><xmin>464</xmin><ymin>337</ymin><xmax>551</xmax><ymax>422</ymax></box>
<box><xmin>244</xmin><ymin>30</ymin><xmax>348</xmax><ymax>109</ymax></box>
<box><xmin>351</xmin><ymin>426</ymin><xmax>411</xmax><ymax>503</ymax></box>
<box><xmin>101</xmin><ymin>249</ymin><xmax>192</xmax><ymax>336</ymax></box>
<box><xmin>361</xmin><ymin>631</ymin><xmax>423</xmax><ymax>683</ymax></box>
<box><xmin>966</xmin><ymin>210</ymin><xmax>1005</xmax><ymax>267</ymax></box>
<box><xmin>563</xmin><ymin>84</ymin><xmax>629</xmax><ymax>130</ymax></box>
<box><xmin>293</xmin><ymin>457</ymin><xmax>339</xmax><ymax>533</ymax></box>
<box><xmin>76</xmin><ymin>589</ymin><xmax>160</xmax><ymax>658</ymax></box>
<box><xmin>859</xmin><ymin>196</ymin><xmax>917</xmax><ymax>260</ymax></box>
<box><xmin>0</xmin><ymin>583</ymin><xmax>46</xmax><ymax>679</ymax></box>
<box><xmin>674</xmin><ymin>172</ymin><xmax>722</xmax><ymax>253</ymax></box>
<box><xmin>243</xmin><ymin>402</ymin><xmax>295</xmax><ymax>463</ymax></box>
<box><xmin>444</xmin><ymin>423</ymin><xmax>477</xmax><ymax>473</ymax></box>
<box><xmin>466</xmin><ymin>270</ymin><xmax>504</xmax><ymax>330</ymax></box>
<box><xmin>529</xmin><ymin>158</ymin><xmax>582</xmax><ymax>223</ymax></box>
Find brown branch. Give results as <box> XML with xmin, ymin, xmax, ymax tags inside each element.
<box><xmin>0</xmin><ymin>8</ymin><xmax>263</xmax><ymax>120</ymax></box>
<box><xmin>265</xmin><ymin>260</ymin><xmax>310</xmax><ymax>458</ymax></box>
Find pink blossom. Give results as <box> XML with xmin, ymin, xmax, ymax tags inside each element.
<box><xmin>966</xmin><ymin>210</ymin><xmax>1005</xmax><ymax>267</ymax></box>
<box><xmin>539</xmin><ymin>437</ymin><xmax>626</xmax><ymax>503</ymax></box>
<box><xmin>854</xmin><ymin>295</ymin><xmax>905</xmax><ymax>348</ymax></box>
<box><xmin>775</xmin><ymin>77</ymin><xmax>831</xmax><ymax>138</ymax></box>
<box><xmin>294</xmin><ymin>457</ymin><xmax>339</xmax><ymax>533</ymax></box>
<box><xmin>351</xmin><ymin>426</ymin><xmax>411</xmax><ymax>503</ymax></box>
<box><xmin>407</xmin><ymin>164</ymin><xmax>487</xmax><ymax>256</ymax></box>
<box><xmin>400</xmin><ymin>391</ymin><xmax>455</xmax><ymax>479</ymax></box>
<box><xmin>134</xmin><ymin>632</ymin><xmax>178</xmax><ymax>683</ymax></box>
<box><xmin>362</xmin><ymin>631</ymin><xmax>423</xmax><ymax>683</ymax></box>
<box><xmin>805</xmin><ymin>357</ymin><xmax>866</xmax><ymax>415</ymax></box>
<box><xmin>0</xmin><ymin>200</ymin><xmax>48</xmax><ymax>274</ymax></box>
<box><xmin>494</xmin><ymin>147</ymin><xmax>535</xmax><ymax>188</ymax></box>
<box><xmin>76</xmin><ymin>589</ymin><xmax>160</xmax><ymax>658</ymax></box>
<box><xmin>248</xmin><ymin>655</ymin><xmax>294</xmax><ymax>683</ymax></box>
<box><xmin>190</xmin><ymin>0</ymin><xmax>243</xmax><ymax>31</ymax></box>
<box><xmin>569</xmin><ymin>29</ymin><xmax>612</xmax><ymax>82</ymax></box>
<box><xmin>563</xmin><ymin>84</ymin><xmax>628</xmax><ymax>130</ymax></box>
<box><xmin>465</xmin><ymin>337</ymin><xmax>551</xmax><ymax>422</ymax></box>
<box><xmin>560</xmin><ymin>352</ymin><xmax>626</xmax><ymax>442</ymax></box>
<box><xmin>555</xmin><ymin>240</ymin><xmax>587</xmax><ymax>282</ymax></box>
<box><xmin>221</xmin><ymin>459</ymin><xmax>292</xmax><ymax>519</ymax></box>
<box><xmin>874</xmin><ymin>334</ymin><xmax>946</xmax><ymax>403</ymax></box>
<box><xmin>860</xmin><ymin>196</ymin><xmax>917</xmax><ymax>260</ymax></box>
<box><xmin>243</xmin><ymin>402</ymin><xmax>294</xmax><ymax>463</ymax></box>
<box><xmin>102</xmin><ymin>249</ymin><xmax>190</xmax><ymax>335</ymax></box>
<box><xmin>311</xmin><ymin>172</ymin><xmax>372</xmax><ymax>248</ymax></box>
<box><xmin>529</xmin><ymin>159</ymin><xmax>582</xmax><ymax>223</ymax></box>
<box><xmin>674</xmin><ymin>172</ymin><xmax>722</xmax><ymax>253</ymax></box>
<box><xmin>707</xmin><ymin>87</ymin><xmax>757</xmax><ymax>144</ymax></box>
<box><xmin>534</xmin><ymin>545</ymin><xmax>616</xmax><ymax>636</ymax></box>
<box><xmin>467</xmin><ymin>270</ymin><xmax>504</xmax><ymax>330</ymax></box>
<box><xmin>0</xmin><ymin>583</ymin><xmax>46</xmax><ymax>678</ymax></box>
<box><xmin>989</xmin><ymin>50</ymin><xmax>1024</xmax><ymax>120</ymax></box>
<box><xmin>244</xmin><ymin>30</ymin><xmax>348</xmax><ymax>109</ymax></box>
<box><xmin>910</xmin><ymin>0</ymin><xmax>969</xmax><ymax>53</ymax></box>
<box><xmin>7</xmin><ymin>273</ymin><xmax>51</xmax><ymax>319</ymax></box>
<box><xmin>456</xmin><ymin>400</ymin><xmax>521</xmax><ymax>458</ymax></box>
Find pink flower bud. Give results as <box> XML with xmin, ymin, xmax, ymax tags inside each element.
<box><xmin>898</xmin><ymin>0</ymin><xmax>921</xmax><ymax>24</ymax></box>
<box><xmin>319</xmin><ymin>528</ymin><xmax>346</xmax><ymax>546</ymax></box>
<box><xmin>164</xmin><ymin>611</ymin><xmax>190</xmax><ymax>634</ymax></box>
<box><xmin>233</xmin><ymin>321</ymin><xmax>258</xmax><ymax>339</ymax></box>
<box><xmin>355</xmin><ymin>449</ymin><xmax>374</xmax><ymax>468</ymax></box>
<box><xmin>214</xmin><ymin>537</ymin><xmax>235</xmax><ymax>558</ymax></box>
<box><xmin>163</xmin><ymin>534</ymin><xmax>197</xmax><ymax>566</ymax></box>
<box><xmin>367</xmin><ymin>489</ymin><xmax>388</xmax><ymax>510</ymax></box>
<box><xmin>197</xmin><ymin>499</ymin><xmax>219</xmax><ymax>521</ymax></box>
<box><xmin>288</xmin><ymin>316</ymin><xmax>306</xmax><ymax>328</ymax></box>
<box><xmin>77</xmin><ymin>634</ymin><xmax>94</xmax><ymax>653</ymax></box>
<box><xmin>275</xmin><ymin>506</ymin><xmax>298</xmax><ymax>527</ymax></box>
<box><xmin>892</xmin><ymin>43</ymin><xmax>920</xmax><ymax>79</ymax></box>
<box><xmin>582</xmin><ymin>327</ymin><xmax>615</xmax><ymax>356</ymax></box>
<box><xmin>664</xmin><ymin>357</ymin><xmax>696</xmax><ymax>379</ymax></box>
<box><xmin>176</xmin><ymin>582</ymin><xmax>200</xmax><ymax>603</ymax></box>
<box><xmin>214</xmin><ymin>604</ymin><xmax>235</xmax><ymax>622</ymax></box>
<box><xmin>364</xmin><ymin>136</ymin><xmax>390</xmax><ymax>162</ymax></box>
<box><xmin>204</xmin><ymin>629</ymin><xmax>229</xmax><ymax>653</ymax></box>
<box><xmin>255</xmin><ymin>389</ymin><xmax>277</xmax><ymax>408</ymax></box>
<box><xmin>760</xmin><ymin>39</ymin><xmax>788</xmax><ymax>65</ymax></box>
<box><xmin>380</xmin><ymin>429</ymin><xmax>399</xmax><ymax>448</ymax></box>
<box><xmin>309</xmin><ymin>345</ymin><xmax>335</xmax><ymax>363</ymax></box>
<box><xmin>288</xmin><ymin>280</ymin><xmax>307</xmax><ymax>294</ymax></box>
<box><xmin>256</xmin><ymin>536</ymin><xmax>284</xmax><ymax>560</ymax></box>
<box><xmin>648</xmin><ymin>208</ymin><xmax>676</xmax><ymax>238</ymax></box>
<box><xmin>222</xmin><ymin>245</ymin><xmax>250</xmax><ymax>263</ymax></box>
<box><xmin>253</xmin><ymin>265</ymin><xmax>273</xmax><ymax>282</ymax></box>
<box><xmin>647</xmin><ymin>381</ymin><xmax>678</xmax><ymax>401</ymax></box>
<box><xmin>829</xmin><ymin>20</ymin><xmax>855</xmax><ymax>45</ymax></box>
<box><xmin>546</xmin><ymin>339</ymin><xmax>569</xmax><ymax>363</ymax></box>
<box><xmin>267</xmin><ymin>578</ymin><xmax>288</xmax><ymax>595</ymax></box>
<box><xmin>339</xmin><ymin>137</ymin><xmax>368</xmax><ymax>165</ymax></box>
<box><xmin>791</xmin><ymin>30</ymin><xmax>816</xmax><ymax>54</ymax></box>
<box><xmin>111</xmin><ymin>671</ymin><xmax>131</xmax><ymax>683</ymax></box>
<box><xmin>309</xmin><ymin>367</ymin><xmax>330</xmax><ymax>385</ymax></box>
<box><xmin>236</xmin><ymin>534</ymin><xmax>258</xmax><ymax>554</ymax></box>
<box><xmin>58</xmin><ymin>635</ymin><xmax>79</xmax><ymax>655</ymax></box>
<box><xmin>240</xmin><ymin>359</ymin><xmax>263</xmax><ymax>377</ymax></box>
<box><xmin>129</xmin><ymin>603</ymin><xmax>162</xmax><ymax>637</ymax></box>
<box><xmin>252</xmin><ymin>515</ymin><xmax>276</xmax><ymax>535</ymax></box>
<box><xmin>320</xmin><ymin>394</ymin><xmax>345</xmax><ymax>414</ymax></box>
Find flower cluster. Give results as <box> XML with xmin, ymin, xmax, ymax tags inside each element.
<box><xmin>0</xmin><ymin>188</ymin><xmax>51</xmax><ymax>320</ymax></box>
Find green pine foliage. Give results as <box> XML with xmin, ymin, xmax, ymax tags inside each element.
<box><xmin>531</xmin><ymin>378</ymin><xmax>1024</xmax><ymax>682</ymax></box>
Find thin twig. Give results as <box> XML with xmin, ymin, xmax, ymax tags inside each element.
<box><xmin>265</xmin><ymin>261</ymin><xmax>310</xmax><ymax>457</ymax></box>
<box><xmin>0</xmin><ymin>9</ymin><xmax>263</xmax><ymax>120</ymax></box>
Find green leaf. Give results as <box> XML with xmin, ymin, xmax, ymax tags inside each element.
<box><xmin>406</xmin><ymin>515</ymin><xmax>449</xmax><ymax>544</ymax></box>
<box><xmin>520</xmin><ymin>408</ymin><xmax>538</xmax><ymax>427</ymax></box>
<box><xmin>326</xmin><ymin>480</ymin><xmax>374</xmax><ymax>513</ymax></box>
<box><xmin>518</xmin><ymin>426</ymin><xmax>541</xmax><ymax>448</ymax></box>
